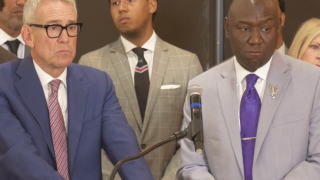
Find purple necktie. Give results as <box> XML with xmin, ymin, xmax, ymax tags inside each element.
<box><xmin>240</xmin><ymin>74</ymin><xmax>261</xmax><ymax>180</ymax></box>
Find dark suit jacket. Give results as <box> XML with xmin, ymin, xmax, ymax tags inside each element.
<box><xmin>0</xmin><ymin>46</ymin><xmax>17</xmax><ymax>64</ymax></box>
<box><xmin>0</xmin><ymin>55</ymin><xmax>154</xmax><ymax>180</ymax></box>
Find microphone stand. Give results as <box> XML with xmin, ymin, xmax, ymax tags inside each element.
<box><xmin>108</xmin><ymin>119</ymin><xmax>202</xmax><ymax>180</ymax></box>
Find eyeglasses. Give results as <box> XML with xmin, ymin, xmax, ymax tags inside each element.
<box><xmin>29</xmin><ymin>23</ymin><xmax>83</xmax><ymax>38</ymax></box>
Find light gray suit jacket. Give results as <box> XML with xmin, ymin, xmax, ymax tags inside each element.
<box><xmin>79</xmin><ymin>36</ymin><xmax>203</xmax><ymax>180</ymax></box>
<box><xmin>178</xmin><ymin>51</ymin><xmax>320</xmax><ymax>180</ymax></box>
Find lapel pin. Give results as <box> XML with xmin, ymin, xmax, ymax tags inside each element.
<box><xmin>268</xmin><ymin>84</ymin><xmax>278</xmax><ymax>99</ymax></box>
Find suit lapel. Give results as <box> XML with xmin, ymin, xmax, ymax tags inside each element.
<box><xmin>14</xmin><ymin>56</ymin><xmax>55</xmax><ymax>157</ymax></box>
<box><xmin>142</xmin><ymin>37</ymin><xmax>169</xmax><ymax>135</ymax></box>
<box><xmin>109</xmin><ymin>38</ymin><xmax>143</xmax><ymax>130</ymax></box>
<box><xmin>66</xmin><ymin>65</ymin><xmax>89</xmax><ymax>173</ymax></box>
<box><xmin>217</xmin><ymin>59</ymin><xmax>244</xmax><ymax>178</ymax></box>
<box><xmin>253</xmin><ymin>51</ymin><xmax>291</xmax><ymax>164</ymax></box>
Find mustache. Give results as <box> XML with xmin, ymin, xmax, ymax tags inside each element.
<box><xmin>11</xmin><ymin>6</ymin><xmax>24</xmax><ymax>13</ymax></box>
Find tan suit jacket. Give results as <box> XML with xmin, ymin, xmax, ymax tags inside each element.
<box><xmin>0</xmin><ymin>46</ymin><xmax>17</xmax><ymax>64</ymax></box>
<box><xmin>79</xmin><ymin>36</ymin><xmax>203</xmax><ymax>180</ymax></box>
<box><xmin>0</xmin><ymin>45</ymin><xmax>31</xmax><ymax>64</ymax></box>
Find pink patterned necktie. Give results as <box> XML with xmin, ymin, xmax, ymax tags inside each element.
<box><xmin>49</xmin><ymin>79</ymin><xmax>69</xmax><ymax>180</ymax></box>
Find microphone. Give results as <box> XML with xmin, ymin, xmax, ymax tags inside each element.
<box><xmin>188</xmin><ymin>84</ymin><xmax>204</xmax><ymax>153</ymax></box>
<box><xmin>108</xmin><ymin>85</ymin><xmax>204</xmax><ymax>180</ymax></box>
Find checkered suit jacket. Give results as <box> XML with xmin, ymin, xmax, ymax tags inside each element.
<box><xmin>0</xmin><ymin>44</ymin><xmax>30</xmax><ymax>64</ymax></box>
<box><xmin>0</xmin><ymin>46</ymin><xmax>17</xmax><ymax>64</ymax></box>
<box><xmin>79</xmin><ymin>36</ymin><xmax>203</xmax><ymax>180</ymax></box>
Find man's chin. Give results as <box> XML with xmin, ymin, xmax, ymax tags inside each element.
<box><xmin>120</xmin><ymin>29</ymin><xmax>139</xmax><ymax>39</ymax></box>
<box><xmin>56</xmin><ymin>56</ymin><xmax>74</xmax><ymax>66</ymax></box>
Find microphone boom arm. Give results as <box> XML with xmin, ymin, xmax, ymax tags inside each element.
<box><xmin>108</xmin><ymin>120</ymin><xmax>202</xmax><ymax>180</ymax></box>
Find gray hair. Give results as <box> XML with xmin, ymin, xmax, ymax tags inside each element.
<box><xmin>23</xmin><ymin>0</ymin><xmax>77</xmax><ymax>24</ymax></box>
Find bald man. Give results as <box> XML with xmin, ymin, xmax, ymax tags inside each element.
<box><xmin>178</xmin><ymin>0</ymin><xmax>320</xmax><ymax>179</ymax></box>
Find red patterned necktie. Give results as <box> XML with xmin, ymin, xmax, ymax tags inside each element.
<box><xmin>49</xmin><ymin>79</ymin><xmax>69</xmax><ymax>180</ymax></box>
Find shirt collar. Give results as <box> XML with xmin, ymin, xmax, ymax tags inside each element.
<box><xmin>120</xmin><ymin>30</ymin><xmax>156</xmax><ymax>53</ymax></box>
<box><xmin>277</xmin><ymin>41</ymin><xmax>286</xmax><ymax>55</ymax></box>
<box><xmin>0</xmin><ymin>28</ymin><xmax>25</xmax><ymax>45</ymax></box>
<box><xmin>234</xmin><ymin>54</ymin><xmax>273</xmax><ymax>85</ymax></box>
<box><xmin>33</xmin><ymin>60</ymin><xmax>67</xmax><ymax>89</ymax></box>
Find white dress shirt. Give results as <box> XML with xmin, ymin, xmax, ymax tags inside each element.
<box><xmin>33</xmin><ymin>60</ymin><xmax>69</xmax><ymax>134</ymax></box>
<box><xmin>234</xmin><ymin>55</ymin><xmax>273</xmax><ymax>127</ymax></box>
<box><xmin>120</xmin><ymin>30</ymin><xmax>156</xmax><ymax>83</ymax></box>
<box><xmin>0</xmin><ymin>28</ymin><xmax>26</xmax><ymax>59</ymax></box>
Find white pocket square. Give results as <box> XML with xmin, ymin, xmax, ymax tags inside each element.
<box><xmin>160</xmin><ymin>85</ymin><xmax>181</xmax><ymax>90</ymax></box>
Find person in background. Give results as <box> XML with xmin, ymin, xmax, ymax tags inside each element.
<box><xmin>79</xmin><ymin>0</ymin><xmax>203</xmax><ymax>179</ymax></box>
<box><xmin>273</xmin><ymin>0</ymin><xmax>288</xmax><ymax>54</ymax></box>
<box><xmin>288</xmin><ymin>18</ymin><xmax>320</xmax><ymax>67</ymax></box>
<box><xmin>0</xmin><ymin>0</ymin><xmax>30</xmax><ymax>61</ymax></box>
<box><xmin>0</xmin><ymin>0</ymin><xmax>153</xmax><ymax>179</ymax></box>
<box><xmin>178</xmin><ymin>0</ymin><xmax>320</xmax><ymax>179</ymax></box>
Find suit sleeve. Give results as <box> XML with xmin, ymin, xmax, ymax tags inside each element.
<box><xmin>100</xmin><ymin>73</ymin><xmax>154</xmax><ymax>180</ymax></box>
<box><xmin>283</xmin><ymin>76</ymin><xmax>320</xmax><ymax>179</ymax></box>
<box><xmin>0</xmin><ymin>90</ymin><xmax>65</xmax><ymax>179</ymax></box>
<box><xmin>177</xmin><ymin>86</ymin><xmax>215</xmax><ymax>180</ymax></box>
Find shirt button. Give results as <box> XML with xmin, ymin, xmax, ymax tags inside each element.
<box><xmin>141</xmin><ymin>144</ymin><xmax>146</xmax><ymax>149</ymax></box>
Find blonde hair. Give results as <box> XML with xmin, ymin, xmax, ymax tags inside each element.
<box><xmin>23</xmin><ymin>0</ymin><xmax>77</xmax><ymax>25</ymax></box>
<box><xmin>288</xmin><ymin>18</ymin><xmax>320</xmax><ymax>60</ymax></box>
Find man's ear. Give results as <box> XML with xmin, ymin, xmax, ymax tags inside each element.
<box><xmin>280</xmin><ymin>12</ymin><xmax>286</xmax><ymax>27</ymax></box>
<box><xmin>224</xmin><ymin>17</ymin><xmax>230</xmax><ymax>39</ymax></box>
<box><xmin>149</xmin><ymin>0</ymin><xmax>157</xmax><ymax>14</ymax></box>
<box><xmin>21</xmin><ymin>25</ymin><xmax>35</xmax><ymax>48</ymax></box>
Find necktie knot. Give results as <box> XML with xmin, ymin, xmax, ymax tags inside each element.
<box><xmin>50</xmin><ymin>79</ymin><xmax>61</xmax><ymax>93</ymax></box>
<box><xmin>132</xmin><ymin>47</ymin><xmax>147</xmax><ymax>60</ymax></box>
<box><xmin>5</xmin><ymin>39</ymin><xmax>20</xmax><ymax>56</ymax></box>
<box><xmin>246</xmin><ymin>74</ymin><xmax>259</xmax><ymax>88</ymax></box>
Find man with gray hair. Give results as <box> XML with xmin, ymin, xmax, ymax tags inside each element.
<box><xmin>0</xmin><ymin>0</ymin><xmax>153</xmax><ymax>179</ymax></box>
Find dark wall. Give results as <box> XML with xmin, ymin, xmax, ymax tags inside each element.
<box><xmin>76</xmin><ymin>0</ymin><xmax>320</xmax><ymax>71</ymax></box>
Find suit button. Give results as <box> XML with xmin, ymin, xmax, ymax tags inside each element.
<box><xmin>141</xmin><ymin>144</ymin><xmax>146</xmax><ymax>149</ymax></box>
